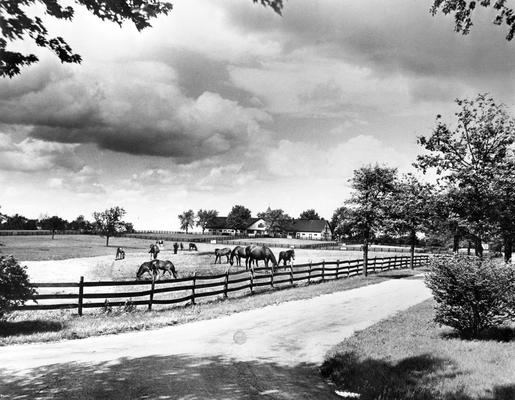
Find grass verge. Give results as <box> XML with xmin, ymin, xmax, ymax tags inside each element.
<box><xmin>1</xmin><ymin>268</ymin><xmax>423</xmax><ymax>346</ymax></box>
<box><xmin>321</xmin><ymin>299</ymin><xmax>515</xmax><ymax>400</ymax></box>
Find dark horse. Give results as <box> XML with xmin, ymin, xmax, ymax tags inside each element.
<box><xmin>136</xmin><ymin>260</ymin><xmax>178</xmax><ymax>280</ymax></box>
<box><xmin>246</xmin><ymin>246</ymin><xmax>278</xmax><ymax>273</ymax></box>
<box><xmin>149</xmin><ymin>243</ymin><xmax>160</xmax><ymax>260</ymax></box>
<box><xmin>278</xmin><ymin>249</ymin><xmax>295</xmax><ymax>268</ymax></box>
<box><xmin>229</xmin><ymin>245</ymin><xmax>252</xmax><ymax>269</ymax></box>
<box><xmin>189</xmin><ymin>243</ymin><xmax>198</xmax><ymax>251</ymax></box>
<box><xmin>214</xmin><ymin>248</ymin><xmax>231</xmax><ymax>264</ymax></box>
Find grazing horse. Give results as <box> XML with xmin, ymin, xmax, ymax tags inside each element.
<box><xmin>246</xmin><ymin>246</ymin><xmax>278</xmax><ymax>273</ymax></box>
<box><xmin>136</xmin><ymin>260</ymin><xmax>178</xmax><ymax>280</ymax></box>
<box><xmin>189</xmin><ymin>243</ymin><xmax>198</xmax><ymax>251</ymax></box>
<box><xmin>214</xmin><ymin>247</ymin><xmax>231</xmax><ymax>264</ymax></box>
<box><xmin>230</xmin><ymin>245</ymin><xmax>251</xmax><ymax>269</ymax></box>
<box><xmin>278</xmin><ymin>249</ymin><xmax>295</xmax><ymax>268</ymax></box>
<box><xmin>115</xmin><ymin>247</ymin><xmax>125</xmax><ymax>260</ymax></box>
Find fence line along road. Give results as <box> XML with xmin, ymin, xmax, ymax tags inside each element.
<box><xmin>16</xmin><ymin>255</ymin><xmax>430</xmax><ymax>315</ymax></box>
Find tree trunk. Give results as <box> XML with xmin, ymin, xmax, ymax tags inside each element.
<box><xmin>474</xmin><ymin>237</ymin><xmax>483</xmax><ymax>258</ymax></box>
<box><xmin>106</xmin><ymin>235</ymin><xmax>110</xmax><ymax>247</ymax></box>
<box><xmin>363</xmin><ymin>236</ymin><xmax>369</xmax><ymax>277</ymax></box>
<box><xmin>467</xmin><ymin>241</ymin><xmax>472</xmax><ymax>255</ymax></box>
<box><xmin>503</xmin><ymin>235</ymin><xmax>513</xmax><ymax>263</ymax></box>
<box><xmin>409</xmin><ymin>229</ymin><xmax>416</xmax><ymax>270</ymax></box>
<box><xmin>52</xmin><ymin>229</ymin><xmax>55</xmax><ymax>240</ymax></box>
<box><xmin>453</xmin><ymin>234</ymin><xmax>460</xmax><ymax>253</ymax></box>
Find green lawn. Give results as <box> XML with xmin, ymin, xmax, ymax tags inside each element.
<box><xmin>321</xmin><ymin>300</ymin><xmax>515</xmax><ymax>400</ymax></box>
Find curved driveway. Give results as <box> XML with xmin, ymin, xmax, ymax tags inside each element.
<box><xmin>0</xmin><ymin>277</ymin><xmax>431</xmax><ymax>399</ymax></box>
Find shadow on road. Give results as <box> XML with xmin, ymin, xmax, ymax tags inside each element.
<box><xmin>1</xmin><ymin>354</ymin><xmax>339</xmax><ymax>399</ymax></box>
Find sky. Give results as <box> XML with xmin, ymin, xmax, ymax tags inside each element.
<box><xmin>1</xmin><ymin>0</ymin><xmax>515</xmax><ymax>229</ymax></box>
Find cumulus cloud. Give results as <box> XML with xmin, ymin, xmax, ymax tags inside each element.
<box><xmin>0</xmin><ymin>59</ymin><xmax>272</xmax><ymax>162</ymax></box>
<box><xmin>0</xmin><ymin>133</ymin><xmax>83</xmax><ymax>172</ymax></box>
<box><xmin>267</xmin><ymin>135</ymin><xmax>412</xmax><ymax>180</ymax></box>
<box><xmin>48</xmin><ymin>166</ymin><xmax>105</xmax><ymax>194</ymax></box>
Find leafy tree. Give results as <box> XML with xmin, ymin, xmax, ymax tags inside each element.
<box><xmin>257</xmin><ymin>207</ymin><xmax>291</xmax><ymax>234</ymax></box>
<box><xmin>69</xmin><ymin>215</ymin><xmax>93</xmax><ymax>232</ymax></box>
<box><xmin>227</xmin><ymin>205</ymin><xmax>252</xmax><ymax>232</ymax></box>
<box><xmin>417</xmin><ymin>94</ymin><xmax>515</xmax><ymax>258</ymax></box>
<box><xmin>431</xmin><ymin>0</ymin><xmax>515</xmax><ymax>41</ymax></box>
<box><xmin>299</xmin><ymin>209</ymin><xmax>321</xmax><ymax>220</ymax></box>
<box><xmin>178</xmin><ymin>209</ymin><xmax>195</xmax><ymax>233</ymax></box>
<box><xmin>388</xmin><ymin>174</ymin><xmax>434</xmax><ymax>269</ymax></box>
<box><xmin>0</xmin><ymin>255</ymin><xmax>37</xmax><ymax>320</ymax></box>
<box><xmin>1</xmin><ymin>214</ymin><xmax>38</xmax><ymax>230</ymax></box>
<box><xmin>346</xmin><ymin>165</ymin><xmax>398</xmax><ymax>276</ymax></box>
<box><xmin>93</xmin><ymin>206</ymin><xmax>127</xmax><ymax>246</ymax></box>
<box><xmin>39</xmin><ymin>215</ymin><xmax>67</xmax><ymax>239</ymax></box>
<box><xmin>330</xmin><ymin>206</ymin><xmax>357</xmax><ymax>242</ymax></box>
<box><xmin>488</xmin><ymin>159</ymin><xmax>515</xmax><ymax>262</ymax></box>
<box><xmin>0</xmin><ymin>0</ymin><xmax>283</xmax><ymax>78</ymax></box>
<box><xmin>196</xmin><ymin>209</ymin><xmax>218</xmax><ymax>234</ymax></box>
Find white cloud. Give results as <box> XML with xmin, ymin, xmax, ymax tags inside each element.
<box><xmin>0</xmin><ymin>133</ymin><xmax>83</xmax><ymax>172</ymax></box>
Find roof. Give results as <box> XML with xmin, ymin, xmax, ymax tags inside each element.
<box><xmin>206</xmin><ymin>217</ymin><xmax>261</xmax><ymax>230</ymax></box>
<box><xmin>282</xmin><ymin>219</ymin><xmax>330</xmax><ymax>233</ymax></box>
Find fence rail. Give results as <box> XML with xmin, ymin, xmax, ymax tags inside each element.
<box><xmin>16</xmin><ymin>255</ymin><xmax>430</xmax><ymax>314</ymax></box>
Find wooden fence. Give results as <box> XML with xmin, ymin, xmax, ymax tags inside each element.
<box><xmin>16</xmin><ymin>255</ymin><xmax>430</xmax><ymax>315</ymax></box>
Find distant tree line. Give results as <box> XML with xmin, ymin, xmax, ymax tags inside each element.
<box><xmin>0</xmin><ymin>206</ymin><xmax>134</xmax><ymax>245</ymax></box>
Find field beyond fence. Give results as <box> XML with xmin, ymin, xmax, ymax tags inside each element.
<box><xmin>17</xmin><ymin>255</ymin><xmax>430</xmax><ymax>315</ymax></box>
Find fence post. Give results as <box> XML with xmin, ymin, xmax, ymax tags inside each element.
<box><xmin>191</xmin><ymin>272</ymin><xmax>197</xmax><ymax>305</ymax></box>
<box><xmin>322</xmin><ymin>260</ymin><xmax>325</xmax><ymax>282</ymax></box>
<box><xmin>270</xmin><ymin>266</ymin><xmax>274</xmax><ymax>288</ymax></box>
<box><xmin>78</xmin><ymin>276</ymin><xmax>84</xmax><ymax>316</ymax></box>
<box><xmin>308</xmin><ymin>261</ymin><xmax>312</xmax><ymax>284</ymax></box>
<box><xmin>148</xmin><ymin>275</ymin><xmax>155</xmax><ymax>311</ymax></box>
<box><xmin>250</xmin><ymin>269</ymin><xmax>254</xmax><ymax>295</ymax></box>
<box><xmin>394</xmin><ymin>255</ymin><xmax>398</xmax><ymax>269</ymax></box>
<box><xmin>289</xmin><ymin>263</ymin><xmax>294</xmax><ymax>286</ymax></box>
<box><xmin>336</xmin><ymin>259</ymin><xmax>340</xmax><ymax>279</ymax></box>
<box><xmin>224</xmin><ymin>268</ymin><xmax>230</xmax><ymax>299</ymax></box>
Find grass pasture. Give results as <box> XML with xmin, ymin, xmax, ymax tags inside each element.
<box><xmin>322</xmin><ymin>300</ymin><xmax>515</xmax><ymax>400</ymax></box>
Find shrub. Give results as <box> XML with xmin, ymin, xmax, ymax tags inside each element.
<box><xmin>0</xmin><ymin>255</ymin><xmax>37</xmax><ymax>319</ymax></box>
<box><xmin>425</xmin><ymin>255</ymin><xmax>515</xmax><ymax>338</ymax></box>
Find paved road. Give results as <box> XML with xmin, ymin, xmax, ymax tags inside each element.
<box><xmin>0</xmin><ymin>277</ymin><xmax>431</xmax><ymax>399</ymax></box>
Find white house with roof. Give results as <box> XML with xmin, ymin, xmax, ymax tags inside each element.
<box><xmin>282</xmin><ymin>219</ymin><xmax>332</xmax><ymax>240</ymax></box>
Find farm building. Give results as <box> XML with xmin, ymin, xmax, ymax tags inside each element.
<box><xmin>281</xmin><ymin>219</ymin><xmax>332</xmax><ymax>240</ymax></box>
<box><xmin>205</xmin><ymin>217</ymin><xmax>268</xmax><ymax>236</ymax></box>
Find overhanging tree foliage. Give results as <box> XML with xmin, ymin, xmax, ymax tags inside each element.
<box><xmin>431</xmin><ymin>0</ymin><xmax>515</xmax><ymax>41</ymax></box>
<box><xmin>0</xmin><ymin>0</ymin><xmax>284</xmax><ymax>78</ymax></box>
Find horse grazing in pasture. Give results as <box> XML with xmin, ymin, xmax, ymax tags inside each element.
<box><xmin>278</xmin><ymin>249</ymin><xmax>295</xmax><ymax>268</ymax></box>
<box><xmin>115</xmin><ymin>247</ymin><xmax>125</xmax><ymax>260</ymax></box>
<box><xmin>246</xmin><ymin>246</ymin><xmax>278</xmax><ymax>273</ymax></box>
<box><xmin>136</xmin><ymin>260</ymin><xmax>178</xmax><ymax>280</ymax></box>
<box><xmin>230</xmin><ymin>245</ymin><xmax>252</xmax><ymax>269</ymax></box>
<box><xmin>189</xmin><ymin>243</ymin><xmax>198</xmax><ymax>251</ymax></box>
<box><xmin>214</xmin><ymin>248</ymin><xmax>231</xmax><ymax>264</ymax></box>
